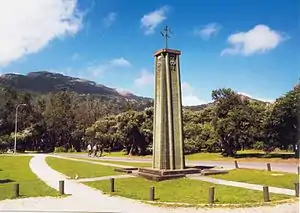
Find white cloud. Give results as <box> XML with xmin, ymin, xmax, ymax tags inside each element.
<box><xmin>52</xmin><ymin>57</ymin><xmax>131</xmax><ymax>80</ymax></box>
<box><xmin>221</xmin><ymin>25</ymin><xmax>286</xmax><ymax>56</ymax></box>
<box><xmin>237</xmin><ymin>91</ymin><xmax>274</xmax><ymax>103</ymax></box>
<box><xmin>181</xmin><ymin>82</ymin><xmax>206</xmax><ymax>106</ymax></box>
<box><xmin>116</xmin><ymin>88</ymin><xmax>133</xmax><ymax>96</ymax></box>
<box><xmin>103</xmin><ymin>12</ymin><xmax>117</xmax><ymax>27</ymax></box>
<box><xmin>194</xmin><ymin>23</ymin><xmax>221</xmax><ymax>39</ymax></box>
<box><xmin>0</xmin><ymin>0</ymin><xmax>83</xmax><ymax>67</ymax></box>
<box><xmin>134</xmin><ymin>69</ymin><xmax>154</xmax><ymax>87</ymax></box>
<box><xmin>109</xmin><ymin>57</ymin><xmax>131</xmax><ymax>67</ymax></box>
<box><xmin>140</xmin><ymin>6</ymin><xmax>169</xmax><ymax>35</ymax></box>
<box><xmin>85</xmin><ymin>57</ymin><xmax>131</xmax><ymax>78</ymax></box>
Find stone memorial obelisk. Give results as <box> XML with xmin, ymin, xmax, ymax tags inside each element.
<box><xmin>152</xmin><ymin>26</ymin><xmax>185</xmax><ymax>170</ymax></box>
<box><xmin>138</xmin><ymin>26</ymin><xmax>220</xmax><ymax>180</ymax></box>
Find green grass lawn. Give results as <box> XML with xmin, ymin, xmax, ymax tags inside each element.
<box><xmin>70</xmin><ymin>157</ymin><xmax>152</xmax><ymax>168</ymax></box>
<box><xmin>0</xmin><ymin>156</ymin><xmax>58</xmax><ymax>200</ymax></box>
<box><xmin>85</xmin><ymin>177</ymin><xmax>291</xmax><ymax>205</ymax></box>
<box><xmin>46</xmin><ymin>157</ymin><xmax>120</xmax><ymax>179</ymax></box>
<box><xmin>211</xmin><ymin>169</ymin><xmax>299</xmax><ymax>189</ymax></box>
<box><xmin>185</xmin><ymin>150</ymin><xmax>296</xmax><ymax>162</ymax></box>
<box><xmin>73</xmin><ymin>150</ymin><xmax>296</xmax><ymax>163</ymax></box>
<box><xmin>185</xmin><ymin>152</ymin><xmax>225</xmax><ymax>161</ymax></box>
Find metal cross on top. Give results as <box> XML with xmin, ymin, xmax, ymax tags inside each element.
<box><xmin>160</xmin><ymin>25</ymin><xmax>173</xmax><ymax>49</ymax></box>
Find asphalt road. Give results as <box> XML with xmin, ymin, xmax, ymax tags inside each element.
<box><xmin>58</xmin><ymin>153</ymin><xmax>299</xmax><ymax>174</ymax></box>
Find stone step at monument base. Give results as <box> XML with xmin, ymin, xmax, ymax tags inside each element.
<box><xmin>137</xmin><ymin>167</ymin><xmax>202</xmax><ymax>181</ymax></box>
<box><xmin>138</xmin><ymin>171</ymin><xmax>185</xmax><ymax>181</ymax></box>
<box><xmin>201</xmin><ymin>169</ymin><xmax>229</xmax><ymax>176</ymax></box>
<box><xmin>114</xmin><ymin>168</ymin><xmax>138</xmax><ymax>174</ymax></box>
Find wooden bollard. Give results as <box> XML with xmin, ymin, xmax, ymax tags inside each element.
<box><xmin>267</xmin><ymin>163</ymin><xmax>271</xmax><ymax>171</ymax></box>
<box><xmin>149</xmin><ymin>186</ymin><xmax>155</xmax><ymax>201</ymax></box>
<box><xmin>263</xmin><ymin>186</ymin><xmax>270</xmax><ymax>202</ymax></box>
<box><xmin>295</xmin><ymin>183</ymin><xmax>299</xmax><ymax>197</ymax></box>
<box><xmin>208</xmin><ymin>187</ymin><xmax>215</xmax><ymax>205</ymax></box>
<box><xmin>234</xmin><ymin>160</ymin><xmax>239</xmax><ymax>169</ymax></box>
<box><xmin>110</xmin><ymin>178</ymin><xmax>115</xmax><ymax>192</ymax></box>
<box><xmin>59</xmin><ymin>180</ymin><xmax>64</xmax><ymax>195</ymax></box>
<box><xmin>13</xmin><ymin>183</ymin><xmax>20</xmax><ymax>197</ymax></box>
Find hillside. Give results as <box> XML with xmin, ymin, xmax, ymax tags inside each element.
<box><xmin>0</xmin><ymin>71</ymin><xmax>267</xmax><ymax>112</ymax></box>
<box><xmin>0</xmin><ymin>71</ymin><xmax>153</xmax><ymax>111</ymax></box>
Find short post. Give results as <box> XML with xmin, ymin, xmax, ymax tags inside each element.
<box><xmin>267</xmin><ymin>163</ymin><xmax>271</xmax><ymax>171</ymax></box>
<box><xmin>208</xmin><ymin>186</ymin><xmax>215</xmax><ymax>205</ymax></box>
<box><xmin>110</xmin><ymin>178</ymin><xmax>115</xmax><ymax>193</ymax></box>
<box><xmin>263</xmin><ymin>186</ymin><xmax>270</xmax><ymax>202</ymax></box>
<box><xmin>149</xmin><ymin>186</ymin><xmax>155</xmax><ymax>201</ymax></box>
<box><xmin>234</xmin><ymin>160</ymin><xmax>239</xmax><ymax>169</ymax></box>
<box><xmin>298</xmin><ymin>166</ymin><xmax>300</xmax><ymax>175</ymax></box>
<box><xmin>295</xmin><ymin>183</ymin><xmax>299</xmax><ymax>197</ymax></box>
<box><xmin>59</xmin><ymin>180</ymin><xmax>64</xmax><ymax>195</ymax></box>
<box><xmin>13</xmin><ymin>183</ymin><xmax>20</xmax><ymax>197</ymax></box>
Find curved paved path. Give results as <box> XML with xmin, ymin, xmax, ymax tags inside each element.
<box><xmin>0</xmin><ymin>154</ymin><xmax>298</xmax><ymax>213</ymax></box>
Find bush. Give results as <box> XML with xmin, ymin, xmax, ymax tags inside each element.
<box><xmin>68</xmin><ymin>147</ymin><xmax>76</xmax><ymax>153</ymax></box>
<box><xmin>253</xmin><ymin>141</ymin><xmax>264</xmax><ymax>150</ymax></box>
<box><xmin>206</xmin><ymin>141</ymin><xmax>221</xmax><ymax>153</ymax></box>
<box><xmin>54</xmin><ymin>146</ymin><xmax>67</xmax><ymax>153</ymax></box>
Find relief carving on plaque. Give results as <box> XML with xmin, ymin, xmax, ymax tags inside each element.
<box><xmin>169</xmin><ymin>54</ymin><xmax>176</xmax><ymax>72</ymax></box>
<box><xmin>157</xmin><ymin>55</ymin><xmax>162</xmax><ymax>72</ymax></box>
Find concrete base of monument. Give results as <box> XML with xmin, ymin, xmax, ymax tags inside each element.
<box><xmin>114</xmin><ymin>168</ymin><xmax>138</xmax><ymax>174</ymax></box>
<box><xmin>137</xmin><ymin>166</ymin><xmax>229</xmax><ymax>181</ymax></box>
<box><xmin>137</xmin><ymin>167</ymin><xmax>203</xmax><ymax>181</ymax></box>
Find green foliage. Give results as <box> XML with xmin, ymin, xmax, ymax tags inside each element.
<box><xmin>0</xmin><ymin>82</ymin><xmax>298</xmax><ymax>157</ymax></box>
<box><xmin>253</xmin><ymin>141</ymin><xmax>264</xmax><ymax>150</ymax></box>
<box><xmin>54</xmin><ymin>146</ymin><xmax>67</xmax><ymax>153</ymax></box>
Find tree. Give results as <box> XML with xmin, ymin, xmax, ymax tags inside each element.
<box><xmin>264</xmin><ymin>85</ymin><xmax>300</xmax><ymax>153</ymax></box>
<box><xmin>212</xmin><ymin>88</ymin><xmax>254</xmax><ymax>156</ymax></box>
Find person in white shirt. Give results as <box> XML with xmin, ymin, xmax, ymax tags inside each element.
<box><xmin>87</xmin><ymin>144</ymin><xmax>92</xmax><ymax>157</ymax></box>
<box><xmin>93</xmin><ymin>144</ymin><xmax>98</xmax><ymax>157</ymax></box>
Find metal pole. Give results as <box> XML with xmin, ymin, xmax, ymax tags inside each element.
<box><xmin>14</xmin><ymin>104</ymin><xmax>26</xmax><ymax>155</ymax></box>
<box><xmin>14</xmin><ymin>105</ymin><xmax>19</xmax><ymax>155</ymax></box>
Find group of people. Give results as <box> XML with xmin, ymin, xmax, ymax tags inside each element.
<box><xmin>87</xmin><ymin>143</ymin><xmax>103</xmax><ymax>157</ymax></box>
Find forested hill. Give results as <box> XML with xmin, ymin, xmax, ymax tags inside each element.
<box><xmin>0</xmin><ymin>71</ymin><xmax>153</xmax><ymax>111</ymax></box>
<box><xmin>0</xmin><ymin>71</ymin><xmax>268</xmax><ymax>112</ymax></box>
<box><xmin>0</xmin><ymin>70</ymin><xmax>298</xmax><ymax>156</ymax></box>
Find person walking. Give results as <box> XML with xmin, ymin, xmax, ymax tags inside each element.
<box><xmin>87</xmin><ymin>144</ymin><xmax>92</xmax><ymax>157</ymax></box>
<box><xmin>93</xmin><ymin>144</ymin><xmax>98</xmax><ymax>157</ymax></box>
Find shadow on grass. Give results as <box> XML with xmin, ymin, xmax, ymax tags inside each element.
<box><xmin>234</xmin><ymin>153</ymin><xmax>296</xmax><ymax>159</ymax></box>
<box><xmin>186</xmin><ymin>166</ymin><xmax>214</xmax><ymax>170</ymax></box>
<box><xmin>0</xmin><ymin>179</ymin><xmax>15</xmax><ymax>184</ymax></box>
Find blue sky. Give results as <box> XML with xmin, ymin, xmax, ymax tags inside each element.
<box><xmin>0</xmin><ymin>0</ymin><xmax>298</xmax><ymax>105</ymax></box>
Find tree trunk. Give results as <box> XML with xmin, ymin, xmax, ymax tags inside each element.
<box><xmin>129</xmin><ymin>144</ymin><xmax>134</xmax><ymax>156</ymax></box>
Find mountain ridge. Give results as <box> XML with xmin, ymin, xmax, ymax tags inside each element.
<box><xmin>0</xmin><ymin>71</ymin><xmax>267</xmax><ymax>111</ymax></box>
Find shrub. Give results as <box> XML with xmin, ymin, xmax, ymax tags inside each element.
<box><xmin>253</xmin><ymin>141</ymin><xmax>264</xmax><ymax>150</ymax></box>
<box><xmin>54</xmin><ymin>146</ymin><xmax>67</xmax><ymax>153</ymax></box>
<box><xmin>68</xmin><ymin>147</ymin><xmax>76</xmax><ymax>153</ymax></box>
